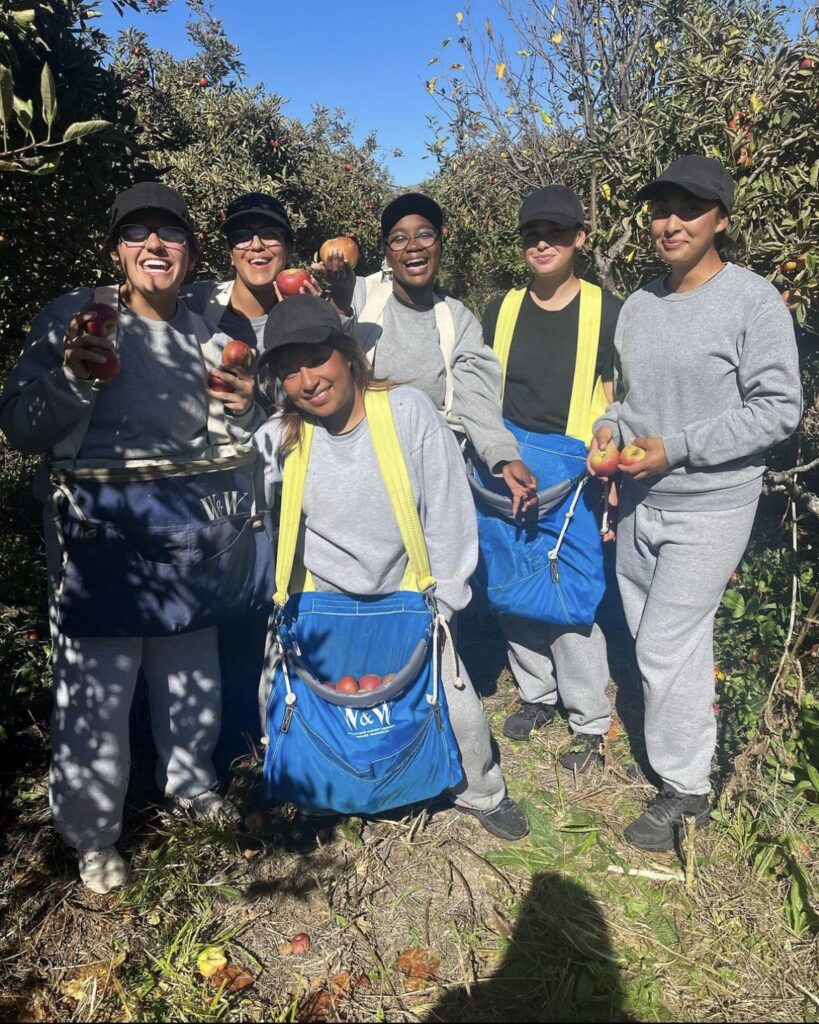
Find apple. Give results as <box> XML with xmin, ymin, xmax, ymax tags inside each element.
<box><xmin>198</xmin><ymin>77</ymin><xmax>209</xmax><ymax>88</ymax></box>
<box><xmin>319</xmin><ymin>236</ymin><xmax>360</xmax><ymax>269</ymax></box>
<box><xmin>589</xmin><ymin>444</ymin><xmax>620</xmax><ymax>477</ymax></box>
<box><xmin>782</xmin><ymin>258</ymin><xmax>798</xmax><ymax>273</ymax></box>
<box><xmin>207</xmin><ymin>368</ymin><xmax>234</xmax><ymax>393</ymax></box>
<box><xmin>86</xmin><ymin>345</ymin><xmax>120</xmax><ymax>381</ymax></box>
<box><xmin>382</xmin><ymin>673</ymin><xmax>396</xmax><ymax>686</ymax></box>
<box><xmin>275</xmin><ymin>268</ymin><xmax>315</xmax><ymax>297</ymax></box>
<box><xmin>359</xmin><ymin>673</ymin><xmax>382</xmax><ymax>692</ymax></box>
<box><xmin>290</xmin><ymin>933</ymin><xmax>311</xmax><ymax>954</ymax></box>
<box><xmin>221</xmin><ymin>340</ymin><xmax>255</xmax><ymax>370</ymax></box>
<box><xmin>620</xmin><ymin>443</ymin><xmax>647</xmax><ymax>468</ymax></box>
<box><xmin>799</xmin><ymin>57</ymin><xmax>814</xmax><ymax>70</ymax></box>
<box><xmin>83</xmin><ymin>302</ymin><xmax>118</xmax><ymax>339</ymax></box>
<box><xmin>335</xmin><ymin>675</ymin><xmax>359</xmax><ymax>694</ymax></box>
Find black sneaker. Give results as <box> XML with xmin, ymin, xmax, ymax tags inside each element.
<box><xmin>624</xmin><ymin>787</ymin><xmax>711</xmax><ymax>851</ymax></box>
<box><xmin>559</xmin><ymin>733</ymin><xmax>603</xmax><ymax>772</ymax></box>
<box><xmin>502</xmin><ymin>702</ymin><xmax>557</xmax><ymax>740</ymax></box>
<box><xmin>457</xmin><ymin>796</ymin><xmax>530</xmax><ymax>841</ymax></box>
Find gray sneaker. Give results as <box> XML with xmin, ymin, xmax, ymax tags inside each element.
<box><xmin>78</xmin><ymin>845</ymin><xmax>129</xmax><ymax>894</ymax></box>
<box><xmin>168</xmin><ymin>790</ymin><xmax>243</xmax><ymax>826</ymax></box>
<box><xmin>502</xmin><ymin>702</ymin><xmax>557</xmax><ymax>740</ymax></box>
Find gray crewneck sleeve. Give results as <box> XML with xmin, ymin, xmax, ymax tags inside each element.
<box><xmin>594</xmin><ymin>264</ymin><xmax>801</xmax><ymax>510</ymax></box>
<box><xmin>253</xmin><ymin>386</ymin><xmax>478</xmax><ymax>619</ymax></box>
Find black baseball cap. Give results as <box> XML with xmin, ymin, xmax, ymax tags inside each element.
<box><xmin>636</xmin><ymin>155</ymin><xmax>734</xmax><ymax>213</ymax></box>
<box><xmin>518</xmin><ymin>185</ymin><xmax>587</xmax><ymax>230</ymax></box>
<box><xmin>381</xmin><ymin>192</ymin><xmax>444</xmax><ymax>237</ymax></box>
<box><xmin>221</xmin><ymin>192</ymin><xmax>293</xmax><ymax>242</ymax></box>
<box><xmin>109</xmin><ymin>181</ymin><xmax>193</xmax><ymax>234</ymax></box>
<box><xmin>257</xmin><ymin>295</ymin><xmax>344</xmax><ymax>375</ymax></box>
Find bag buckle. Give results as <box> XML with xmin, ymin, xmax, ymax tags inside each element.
<box><xmin>250</xmin><ymin>516</ymin><xmax>264</xmax><ymax>530</ymax></box>
<box><xmin>548</xmin><ymin>550</ymin><xmax>560</xmax><ymax>583</ymax></box>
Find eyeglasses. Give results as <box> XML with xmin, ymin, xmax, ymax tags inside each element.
<box><xmin>385</xmin><ymin>228</ymin><xmax>440</xmax><ymax>252</ymax></box>
<box><xmin>228</xmin><ymin>228</ymin><xmax>287</xmax><ymax>250</ymax></box>
<box><xmin>119</xmin><ymin>224</ymin><xmax>189</xmax><ymax>249</ymax></box>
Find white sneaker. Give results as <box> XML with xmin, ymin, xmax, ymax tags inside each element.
<box><xmin>168</xmin><ymin>790</ymin><xmax>243</xmax><ymax>826</ymax></box>
<box><xmin>78</xmin><ymin>845</ymin><xmax>129</xmax><ymax>894</ymax></box>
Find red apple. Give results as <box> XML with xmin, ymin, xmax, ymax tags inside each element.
<box><xmin>289</xmin><ymin>933</ymin><xmax>311</xmax><ymax>955</ymax></box>
<box><xmin>382</xmin><ymin>673</ymin><xmax>396</xmax><ymax>686</ymax></box>
<box><xmin>359</xmin><ymin>673</ymin><xmax>382</xmax><ymax>692</ymax></box>
<box><xmin>799</xmin><ymin>57</ymin><xmax>814</xmax><ymax>70</ymax></box>
<box><xmin>335</xmin><ymin>675</ymin><xmax>359</xmax><ymax>694</ymax></box>
<box><xmin>275</xmin><ymin>268</ymin><xmax>315</xmax><ymax>297</ymax></box>
<box><xmin>86</xmin><ymin>345</ymin><xmax>120</xmax><ymax>381</ymax></box>
<box><xmin>589</xmin><ymin>444</ymin><xmax>620</xmax><ymax>477</ymax></box>
<box><xmin>83</xmin><ymin>302</ymin><xmax>118</xmax><ymax>339</ymax></box>
<box><xmin>198</xmin><ymin>76</ymin><xmax>209</xmax><ymax>88</ymax></box>
<box><xmin>207</xmin><ymin>368</ymin><xmax>234</xmax><ymax>394</ymax></box>
<box><xmin>620</xmin><ymin>443</ymin><xmax>647</xmax><ymax>468</ymax></box>
<box><xmin>319</xmin><ymin>236</ymin><xmax>360</xmax><ymax>269</ymax></box>
<box><xmin>222</xmin><ymin>340</ymin><xmax>255</xmax><ymax>370</ymax></box>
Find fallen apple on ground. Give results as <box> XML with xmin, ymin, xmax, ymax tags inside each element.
<box><xmin>319</xmin><ymin>236</ymin><xmax>360</xmax><ymax>268</ymax></box>
<box><xmin>275</xmin><ymin>268</ymin><xmax>315</xmax><ymax>297</ymax></box>
<box><xmin>589</xmin><ymin>444</ymin><xmax>620</xmax><ymax>476</ymax></box>
<box><xmin>620</xmin><ymin>443</ymin><xmax>648</xmax><ymax>468</ymax></box>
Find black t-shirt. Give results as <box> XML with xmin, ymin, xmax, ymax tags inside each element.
<box><xmin>482</xmin><ymin>285</ymin><xmax>621</xmax><ymax>435</ymax></box>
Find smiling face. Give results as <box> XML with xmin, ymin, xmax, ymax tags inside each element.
<box><xmin>384</xmin><ymin>214</ymin><xmax>441</xmax><ymax>295</ymax></box>
<box><xmin>649</xmin><ymin>186</ymin><xmax>730</xmax><ymax>270</ymax></box>
<box><xmin>520</xmin><ymin>220</ymin><xmax>585</xmax><ymax>281</ymax></box>
<box><xmin>229</xmin><ymin>216</ymin><xmax>290</xmax><ymax>293</ymax></box>
<box><xmin>110</xmin><ymin>208</ymin><xmax>194</xmax><ymax>303</ymax></box>
<box><xmin>276</xmin><ymin>341</ymin><xmax>358</xmax><ymax>425</ymax></box>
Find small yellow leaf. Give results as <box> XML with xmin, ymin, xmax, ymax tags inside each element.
<box><xmin>426</xmin><ymin>77</ymin><xmax>438</xmax><ymax>94</ymax></box>
<box><xmin>551</xmin><ymin>32</ymin><xmax>563</xmax><ymax>44</ymax></box>
<box><xmin>750</xmin><ymin>91</ymin><xmax>763</xmax><ymax>114</ymax></box>
<box><xmin>456</xmin><ymin>10</ymin><xmax>463</xmax><ymax>24</ymax></box>
<box><xmin>496</xmin><ymin>62</ymin><xmax>506</xmax><ymax>79</ymax></box>
<box><xmin>503</xmin><ymin>105</ymin><xmax>516</xmax><ymax>115</ymax></box>
<box><xmin>197</xmin><ymin>946</ymin><xmax>228</xmax><ymax>979</ymax></box>
<box><xmin>450</xmin><ymin>63</ymin><xmax>464</xmax><ymax>69</ymax></box>
<box><xmin>600</xmin><ymin>182</ymin><xmax>611</xmax><ymax>200</ymax></box>
<box><xmin>654</xmin><ymin>39</ymin><xmax>667</xmax><ymax>56</ymax></box>
<box><xmin>538</xmin><ymin>108</ymin><xmax>553</xmax><ymax>126</ymax></box>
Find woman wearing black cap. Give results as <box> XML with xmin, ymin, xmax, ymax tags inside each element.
<box><xmin>588</xmin><ymin>155</ymin><xmax>802</xmax><ymax>850</ymax></box>
<box><xmin>0</xmin><ymin>182</ymin><xmax>267</xmax><ymax>892</ymax></box>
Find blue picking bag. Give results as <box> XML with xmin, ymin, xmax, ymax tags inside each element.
<box><xmin>52</xmin><ymin>453</ymin><xmax>276</xmax><ymax>638</ymax></box>
<box><xmin>264</xmin><ymin>590</ymin><xmax>463</xmax><ymax>815</ymax></box>
<box><xmin>469</xmin><ymin>422</ymin><xmax>605</xmax><ymax>627</ymax></box>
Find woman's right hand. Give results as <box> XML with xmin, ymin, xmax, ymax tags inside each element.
<box><xmin>63</xmin><ymin>309</ymin><xmax>115</xmax><ymax>380</ymax></box>
<box><xmin>587</xmin><ymin>426</ymin><xmax>614</xmax><ymax>475</ymax></box>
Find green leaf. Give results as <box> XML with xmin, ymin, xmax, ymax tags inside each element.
<box><xmin>30</xmin><ymin>154</ymin><xmax>62</xmax><ymax>176</ymax></box>
<box><xmin>13</xmin><ymin>95</ymin><xmax>33</xmax><ymax>133</ymax></box>
<box><xmin>12</xmin><ymin>9</ymin><xmax>36</xmax><ymax>27</ymax></box>
<box><xmin>721</xmin><ymin>589</ymin><xmax>746</xmax><ymax>619</ymax></box>
<box><xmin>61</xmin><ymin>119</ymin><xmax>111</xmax><ymax>143</ymax></box>
<box><xmin>40</xmin><ymin>63</ymin><xmax>56</xmax><ymax>130</ymax></box>
<box><xmin>0</xmin><ymin>66</ymin><xmax>13</xmax><ymax>127</ymax></box>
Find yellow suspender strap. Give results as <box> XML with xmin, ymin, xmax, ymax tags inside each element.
<box><xmin>565</xmin><ymin>280</ymin><xmax>603</xmax><ymax>445</ymax></box>
<box><xmin>493</xmin><ymin>288</ymin><xmax>527</xmax><ymax>403</ymax></box>
<box><xmin>273</xmin><ymin>422</ymin><xmax>314</xmax><ymax>606</ymax></box>
<box><xmin>364</xmin><ymin>390</ymin><xmax>437</xmax><ymax>595</ymax></box>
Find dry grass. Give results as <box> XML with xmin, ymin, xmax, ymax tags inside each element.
<box><xmin>0</xmin><ymin>619</ymin><xmax>817</xmax><ymax>1023</ymax></box>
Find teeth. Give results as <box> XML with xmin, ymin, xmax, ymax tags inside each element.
<box><xmin>143</xmin><ymin>260</ymin><xmax>170</xmax><ymax>270</ymax></box>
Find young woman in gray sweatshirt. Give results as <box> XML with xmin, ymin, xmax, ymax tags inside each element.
<box><xmin>253</xmin><ymin>295</ymin><xmax>529</xmax><ymax>842</ymax></box>
<box><xmin>589</xmin><ymin>155</ymin><xmax>802</xmax><ymax>851</ymax></box>
<box><xmin>0</xmin><ymin>183</ymin><xmax>265</xmax><ymax>893</ymax></box>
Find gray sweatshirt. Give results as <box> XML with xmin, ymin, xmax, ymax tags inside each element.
<box><xmin>351</xmin><ymin>278</ymin><xmax>520</xmax><ymax>471</ymax></box>
<box><xmin>595</xmin><ymin>264</ymin><xmax>802</xmax><ymax>511</ymax></box>
<box><xmin>0</xmin><ymin>287</ymin><xmax>264</xmax><ymax>460</ymax></box>
<box><xmin>253</xmin><ymin>385</ymin><xmax>478</xmax><ymax>619</ymax></box>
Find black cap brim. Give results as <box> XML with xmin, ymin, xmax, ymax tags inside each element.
<box><xmin>381</xmin><ymin>193</ymin><xmax>443</xmax><ymax>237</ymax></box>
<box><xmin>636</xmin><ymin>176</ymin><xmax>729</xmax><ymax>209</ymax></box>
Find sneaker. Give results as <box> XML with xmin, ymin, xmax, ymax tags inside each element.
<box><xmin>624</xmin><ymin>787</ymin><xmax>711</xmax><ymax>851</ymax></box>
<box><xmin>502</xmin><ymin>702</ymin><xmax>557</xmax><ymax>740</ymax></box>
<box><xmin>168</xmin><ymin>790</ymin><xmax>243</xmax><ymax>826</ymax></box>
<box><xmin>78</xmin><ymin>845</ymin><xmax>129</xmax><ymax>895</ymax></box>
<box><xmin>457</xmin><ymin>796</ymin><xmax>530</xmax><ymax>841</ymax></box>
<box><xmin>559</xmin><ymin>733</ymin><xmax>603</xmax><ymax>772</ymax></box>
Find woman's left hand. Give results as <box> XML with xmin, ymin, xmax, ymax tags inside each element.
<box><xmin>501</xmin><ymin>459</ymin><xmax>539</xmax><ymax>516</ymax></box>
<box><xmin>311</xmin><ymin>249</ymin><xmax>356</xmax><ymax>315</ymax></box>
<box><xmin>207</xmin><ymin>366</ymin><xmax>255</xmax><ymax>417</ymax></box>
<box><xmin>620</xmin><ymin>435</ymin><xmax>669</xmax><ymax>481</ymax></box>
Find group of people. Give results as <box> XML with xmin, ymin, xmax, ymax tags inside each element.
<box><xmin>0</xmin><ymin>154</ymin><xmax>802</xmax><ymax>895</ymax></box>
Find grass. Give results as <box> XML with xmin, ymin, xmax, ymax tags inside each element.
<box><xmin>0</xmin><ymin>613</ymin><xmax>817</xmax><ymax>1023</ymax></box>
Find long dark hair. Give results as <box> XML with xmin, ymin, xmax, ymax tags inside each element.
<box><xmin>715</xmin><ymin>203</ymin><xmax>737</xmax><ymax>262</ymax></box>
<box><xmin>258</xmin><ymin>332</ymin><xmax>394</xmax><ymax>457</ymax></box>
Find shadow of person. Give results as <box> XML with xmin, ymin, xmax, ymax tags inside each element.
<box><xmin>425</xmin><ymin>870</ymin><xmax>634</xmax><ymax>1023</ymax></box>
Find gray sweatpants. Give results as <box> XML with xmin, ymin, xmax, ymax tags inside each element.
<box><xmin>259</xmin><ymin>615</ymin><xmax>506</xmax><ymax>813</ymax></box>
<box><xmin>500</xmin><ymin>615</ymin><xmax>611</xmax><ymax>735</ymax></box>
<box><xmin>616</xmin><ymin>485</ymin><xmax>759</xmax><ymax>795</ymax></box>
<box><xmin>46</xmin><ymin>519</ymin><xmax>221</xmax><ymax>852</ymax></box>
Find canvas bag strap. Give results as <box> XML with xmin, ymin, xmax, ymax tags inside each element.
<box><xmin>364</xmin><ymin>389</ymin><xmax>436</xmax><ymax>595</ymax></box>
<box><xmin>274</xmin><ymin>421</ymin><xmax>315</xmax><ymax>607</ymax></box>
<box><xmin>564</xmin><ymin>280</ymin><xmax>603</xmax><ymax>445</ymax></box>
<box><xmin>493</xmin><ymin>287</ymin><xmax>527</xmax><ymax>403</ymax></box>
<box><xmin>433</xmin><ymin>298</ymin><xmax>458</xmax><ymax>423</ymax></box>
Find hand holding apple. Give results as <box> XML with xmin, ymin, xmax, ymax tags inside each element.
<box><xmin>618</xmin><ymin>436</ymin><xmax>668</xmax><ymax>480</ymax></box>
<box><xmin>587</xmin><ymin>425</ymin><xmax>615</xmax><ymax>475</ymax></box>
<box><xmin>312</xmin><ymin>240</ymin><xmax>357</xmax><ymax>316</ymax></box>
<box><xmin>275</xmin><ymin>268</ymin><xmax>320</xmax><ymax>298</ymax></box>
<box><xmin>64</xmin><ymin>303</ymin><xmax>120</xmax><ymax>381</ymax></box>
<box><xmin>588</xmin><ymin>442</ymin><xmax>620</xmax><ymax>478</ymax></box>
<box><xmin>221</xmin><ymin>339</ymin><xmax>255</xmax><ymax>370</ymax></box>
<box><xmin>207</xmin><ymin>365</ymin><xmax>254</xmax><ymax>416</ymax></box>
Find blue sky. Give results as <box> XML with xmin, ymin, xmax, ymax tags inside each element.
<box><xmin>98</xmin><ymin>0</ymin><xmax>506</xmax><ymax>186</ymax></box>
